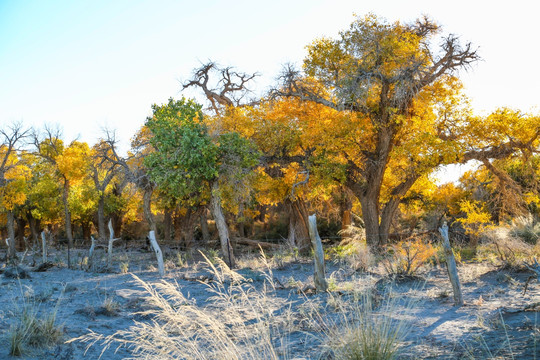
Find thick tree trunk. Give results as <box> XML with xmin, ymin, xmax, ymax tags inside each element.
<box><xmin>210</xmin><ymin>182</ymin><xmax>235</xmax><ymax>268</ymax></box>
<box><xmin>287</xmin><ymin>198</ymin><xmax>311</xmax><ymax>253</ymax></box>
<box><xmin>81</xmin><ymin>222</ymin><xmax>92</xmax><ymax>241</ymax></box>
<box><xmin>6</xmin><ymin>210</ymin><xmax>17</xmax><ymax>259</ymax></box>
<box><xmin>173</xmin><ymin>208</ymin><xmax>197</xmax><ymax>250</ymax></box>
<box><xmin>163</xmin><ymin>208</ymin><xmax>172</xmax><ymax>242</ymax></box>
<box><xmin>97</xmin><ymin>196</ymin><xmax>106</xmax><ymax>241</ymax></box>
<box><xmin>16</xmin><ymin>216</ymin><xmax>26</xmax><ymax>251</ymax></box>
<box><xmin>200</xmin><ymin>211</ymin><xmax>210</xmax><ymax>244</ymax></box>
<box><xmin>359</xmin><ymin>194</ymin><xmax>382</xmax><ymax>246</ymax></box>
<box><xmin>111</xmin><ymin>213</ymin><xmax>123</xmax><ymax>239</ymax></box>
<box><xmin>339</xmin><ymin>188</ymin><xmax>353</xmax><ymax>232</ymax></box>
<box><xmin>143</xmin><ymin>187</ymin><xmax>157</xmax><ymax>234</ymax></box>
<box><xmin>28</xmin><ymin>213</ymin><xmax>39</xmax><ymax>248</ymax></box>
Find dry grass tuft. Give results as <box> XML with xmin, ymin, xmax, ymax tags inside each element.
<box><xmin>335</xmin><ymin>225</ymin><xmax>374</xmax><ymax>272</ymax></box>
<box><xmin>8</xmin><ymin>296</ymin><xmax>63</xmax><ymax>356</ymax></box>
<box><xmin>322</xmin><ymin>287</ymin><xmax>418</xmax><ymax>360</ymax></box>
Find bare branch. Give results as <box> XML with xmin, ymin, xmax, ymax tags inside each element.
<box><xmin>182</xmin><ymin>61</ymin><xmax>259</xmax><ymax>115</ymax></box>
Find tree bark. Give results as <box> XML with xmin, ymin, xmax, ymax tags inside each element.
<box><xmin>61</xmin><ymin>178</ymin><xmax>74</xmax><ymax>248</ymax></box>
<box><xmin>339</xmin><ymin>188</ymin><xmax>353</xmax><ymax>233</ymax></box>
<box><xmin>28</xmin><ymin>213</ymin><xmax>39</xmax><ymax>248</ymax></box>
<box><xmin>200</xmin><ymin>211</ymin><xmax>210</xmax><ymax>244</ymax></box>
<box><xmin>81</xmin><ymin>221</ymin><xmax>92</xmax><ymax>241</ymax></box>
<box><xmin>16</xmin><ymin>216</ymin><xmax>26</xmax><ymax>251</ymax></box>
<box><xmin>61</xmin><ymin>178</ymin><xmax>73</xmax><ymax>268</ymax></box>
<box><xmin>173</xmin><ymin>208</ymin><xmax>197</xmax><ymax>250</ymax></box>
<box><xmin>210</xmin><ymin>182</ymin><xmax>235</xmax><ymax>268</ymax></box>
<box><xmin>163</xmin><ymin>207</ymin><xmax>172</xmax><ymax>242</ymax></box>
<box><xmin>148</xmin><ymin>230</ymin><xmax>164</xmax><ymax>277</ymax></box>
<box><xmin>97</xmin><ymin>196</ymin><xmax>106</xmax><ymax>241</ymax></box>
<box><xmin>359</xmin><ymin>194</ymin><xmax>381</xmax><ymax>246</ymax></box>
<box><xmin>287</xmin><ymin>197</ymin><xmax>311</xmax><ymax>253</ymax></box>
<box><xmin>6</xmin><ymin>210</ymin><xmax>16</xmax><ymax>259</ymax></box>
<box><xmin>143</xmin><ymin>187</ymin><xmax>157</xmax><ymax>234</ymax></box>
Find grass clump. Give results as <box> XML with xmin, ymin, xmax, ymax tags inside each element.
<box><xmin>509</xmin><ymin>215</ymin><xmax>540</xmax><ymax>245</ymax></box>
<box><xmin>323</xmin><ymin>288</ymin><xmax>416</xmax><ymax>360</ymax></box>
<box><xmin>333</xmin><ymin>225</ymin><xmax>373</xmax><ymax>272</ymax></box>
<box><xmin>8</xmin><ymin>301</ymin><xmax>63</xmax><ymax>356</ymax></box>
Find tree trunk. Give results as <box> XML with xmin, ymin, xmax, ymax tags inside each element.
<box><xmin>62</xmin><ymin>179</ymin><xmax>74</xmax><ymax>248</ymax></box>
<box><xmin>173</xmin><ymin>208</ymin><xmax>196</xmax><ymax>250</ymax></box>
<box><xmin>287</xmin><ymin>198</ymin><xmax>311</xmax><ymax>253</ymax></box>
<box><xmin>359</xmin><ymin>194</ymin><xmax>382</xmax><ymax>246</ymax></box>
<box><xmin>28</xmin><ymin>213</ymin><xmax>39</xmax><ymax>248</ymax></box>
<box><xmin>81</xmin><ymin>221</ymin><xmax>92</xmax><ymax>241</ymax></box>
<box><xmin>16</xmin><ymin>216</ymin><xmax>26</xmax><ymax>251</ymax></box>
<box><xmin>200</xmin><ymin>211</ymin><xmax>210</xmax><ymax>244</ymax></box>
<box><xmin>97</xmin><ymin>196</ymin><xmax>106</xmax><ymax>241</ymax></box>
<box><xmin>143</xmin><ymin>187</ymin><xmax>157</xmax><ymax>234</ymax></box>
<box><xmin>111</xmin><ymin>213</ymin><xmax>123</xmax><ymax>239</ymax></box>
<box><xmin>163</xmin><ymin>207</ymin><xmax>172</xmax><ymax>242</ymax></box>
<box><xmin>339</xmin><ymin>188</ymin><xmax>353</xmax><ymax>233</ymax></box>
<box><xmin>210</xmin><ymin>182</ymin><xmax>235</xmax><ymax>268</ymax></box>
<box><xmin>6</xmin><ymin>210</ymin><xmax>17</xmax><ymax>259</ymax></box>
<box><xmin>61</xmin><ymin>178</ymin><xmax>73</xmax><ymax>268</ymax></box>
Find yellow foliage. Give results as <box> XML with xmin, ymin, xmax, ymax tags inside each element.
<box><xmin>56</xmin><ymin>141</ymin><xmax>91</xmax><ymax>183</ymax></box>
<box><xmin>385</xmin><ymin>238</ymin><xmax>437</xmax><ymax>275</ymax></box>
<box><xmin>457</xmin><ymin>200</ymin><xmax>494</xmax><ymax>239</ymax></box>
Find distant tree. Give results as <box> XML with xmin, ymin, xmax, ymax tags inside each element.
<box><xmin>0</xmin><ymin>123</ymin><xmax>29</xmax><ymax>259</ymax></box>
<box><xmin>34</xmin><ymin>128</ymin><xmax>91</xmax><ymax>266</ymax></box>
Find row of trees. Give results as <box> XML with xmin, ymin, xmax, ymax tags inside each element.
<box><xmin>1</xmin><ymin>15</ymin><xmax>539</xmax><ymax>265</ymax></box>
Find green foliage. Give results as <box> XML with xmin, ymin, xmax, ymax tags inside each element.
<box><xmin>145</xmin><ymin>98</ymin><xmax>215</xmax><ymax>200</ymax></box>
<box><xmin>145</xmin><ymin>97</ymin><xmax>259</xmax><ymax>205</ymax></box>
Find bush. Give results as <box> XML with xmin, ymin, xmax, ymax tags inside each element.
<box><xmin>384</xmin><ymin>238</ymin><xmax>437</xmax><ymax>276</ymax></box>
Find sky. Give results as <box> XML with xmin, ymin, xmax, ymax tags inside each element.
<box><xmin>1</xmin><ymin>0</ymin><xmax>539</xmax><ymax>180</ymax></box>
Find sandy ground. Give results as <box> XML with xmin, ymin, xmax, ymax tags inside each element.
<box><xmin>0</xmin><ymin>246</ymin><xmax>538</xmax><ymax>359</ymax></box>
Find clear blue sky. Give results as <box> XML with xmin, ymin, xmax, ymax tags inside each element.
<box><xmin>1</xmin><ymin>0</ymin><xmax>538</xmax><ymax>164</ymax></box>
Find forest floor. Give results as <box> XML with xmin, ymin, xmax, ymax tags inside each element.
<box><xmin>0</xmin><ymin>244</ymin><xmax>538</xmax><ymax>359</ymax></box>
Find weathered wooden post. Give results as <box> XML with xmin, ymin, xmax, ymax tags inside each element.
<box><xmin>88</xmin><ymin>236</ymin><xmax>96</xmax><ymax>270</ymax></box>
<box><xmin>41</xmin><ymin>231</ymin><xmax>48</xmax><ymax>263</ymax></box>
<box><xmin>439</xmin><ymin>222</ymin><xmax>464</xmax><ymax>306</ymax></box>
<box><xmin>148</xmin><ymin>230</ymin><xmax>164</xmax><ymax>277</ymax></box>
<box><xmin>5</xmin><ymin>238</ymin><xmax>14</xmax><ymax>263</ymax></box>
<box><xmin>308</xmin><ymin>214</ymin><xmax>328</xmax><ymax>292</ymax></box>
<box><xmin>107</xmin><ymin>219</ymin><xmax>121</xmax><ymax>269</ymax></box>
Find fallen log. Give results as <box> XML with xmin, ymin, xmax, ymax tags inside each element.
<box><xmin>232</xmin><ymin>238</ymin><xmax>280</xmax><ymax>249</ymax></box>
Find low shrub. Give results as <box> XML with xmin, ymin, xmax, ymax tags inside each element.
<box><xmin>383</xmin><ymin>238</ymin><xmax>437</xmax><ymax>276</ymax></box>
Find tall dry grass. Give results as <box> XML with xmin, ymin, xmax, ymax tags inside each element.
<box><xmin>70</xmin><ymin>254</ymin><xmax>289</xmax><ymax>359</ymax></box>
<box><xmin>322</xmin><ymin>287</ymin><xmax>418</xmax><ymax>360</ymax></box>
